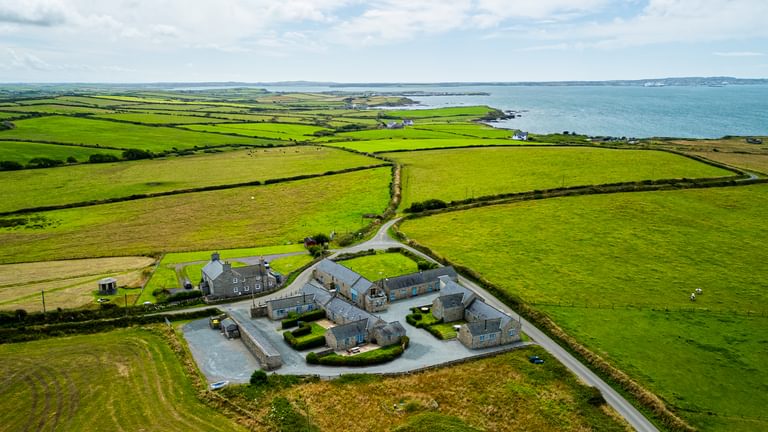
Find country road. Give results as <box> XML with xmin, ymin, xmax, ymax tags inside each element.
<box><xmin>172</xmin><ymin>217</ymin><xmax>658</xmax><ymax>431</ymax></box>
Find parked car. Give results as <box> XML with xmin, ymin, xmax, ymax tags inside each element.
<box><xmin>529</xmin><ymin>355</ymin><xmax>544</xmax><ymax>364</ymax></box>
<box><xmin>97</xmin><ymin>298</ymin><xmax>110</xmax><ymax>303</ymax></box>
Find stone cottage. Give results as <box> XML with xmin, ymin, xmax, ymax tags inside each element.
<box><xmin>265</xmin><ymin>293</ymin><xmax>316</xmax><ymax>320</ymax></box>
<box><xmin>374</xmin><ymin>266</ymin><xmax>458</xmax><ymax>303</ymax></box>
<box><xmin>200</xmin><ymin>253</ymin><xmax>277</xmax><ymax>299</ymax></box>
<box><xmin>313</xmin><ymin>259</ymin><xmax>387</xmax><ymax>312</ymax></box>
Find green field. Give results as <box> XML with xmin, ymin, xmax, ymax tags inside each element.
<box><xmin>386</xmin><ymin>147</ymin><xmax>734</xmax><ymax>208</ymax></box>
<box><xmin>268</xmin><ymin>254</ymin><xmax>314</xmax><ymax>275</ymax></box>
<box><xmin>401</xmin><ymin>185</ymin><xmax>768</xmax><ymax>430</ymax></box>
<box><xmin>340</xmin><ymin>252</ymin><xmax>418</xmax><ymax>280</ymax></box>
<box><xmin>0</xmin><ymin>104</ymin><xmax>115</xmax><ymax>114</ymax></box>
<box><xmin>413</xmin><ymin>123</ymin><xmax>515</xmax><ymax>138</ymax></box>
<box><xmin>0</xmin><ymin>116</ymin><xmax>266</xmax><ymax>151</ymax></box>
<box><xmin>0</xmin><ymin>167</ymin><xmax>391</xmax><ymax>263</ymax></box>
<box><xmin>163</xmin><ymin>244</ymin><xmax>306</xmax><ymax>265</ymax></box>
<box><xmin>0</xmin><ymin>328</ymin><xmax>245</xmax><ymax>431</ymax></box>
<box><xmin>92</xmin><ymin>112</ymin><xmax>238</xmax><ymax>125</ymax></box>
<box><xmin>182</xmin><ymin>122</ymin><xmax>332</xmax><ymax>141</ymax></box>
<box><xmin>0</xmin><ymin>141</ymin><xmax>122</xmax><ymax>165</ymax></box>
<box><xmin>329</xmin><ymin>127</ymin><xmax>473</xmax><ymax>141</ymax></box>
<box><xmin>0</xmin><ymin>146</ymin><xmax>381</xmax><ymax>213</ymax></box>
<box><xmin>382</xmin><ymin>106</ymin><xmax>496</xmax><ymax>119</ymax></box>
<box><xmin>325</xmin><ymin>138</ymin><xmax>523</xmax><ymax>153</ymax></box>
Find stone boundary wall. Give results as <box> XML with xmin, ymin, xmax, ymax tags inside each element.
<box><xmin>228</xmin><ymin>313</ymin><xmax>282</xmax><ymax>370</ymax></box>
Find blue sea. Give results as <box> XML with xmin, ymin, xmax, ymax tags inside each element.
<box><xmin>254</xmin><ymin>84</ymin><xmax>768</xmax><ymax>139</ymax></box>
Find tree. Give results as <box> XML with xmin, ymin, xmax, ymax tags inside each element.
<box><xmin>0</xmin><ymin>160</ymin><xmax>23</xmax><ymax>171</ymax></box>
<box><xmin>250</xmin><ymin>369</ymin><xmax>268</xmax><ymax>386</ymax></box>
<box><xmin>122</xmin><ymin>148</ymin><xmax>153</xmax><ymax>160</ymax></box>
<box><xmin>27</xmin><ymin>157</ymin><xmax>63</xmax><ymax>168</ymax></box>
<box><xmin>312</xmin><ymin>233</ymin><xmax>330</xmax><ymax>245</ymax></box>
<box><xmin>66</xmin><ymin>156</ymin><xmax>78</xmax><ymax>164</ymax></box>
<box><xmin>89</xmin><ymin>154</ymin><xmax>120</xmax><ymax>163</ymax></box>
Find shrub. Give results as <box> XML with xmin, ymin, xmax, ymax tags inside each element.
<box><xmin>122</xmin><ymin>148</ymin><xmax>153</xmax><ymax>160</ymax></box>
<box><xmin>281</xmin><ymin>308</ymin><xmax>325</xmax><ymax>329</ymax></box>
<box><xmin>412</xmin><ymin>313</ymin><xmax>422</xmax><ymax>321</ymax></box>
<box><xmin>306</xmin><ymin>352</ymin><xmax>318</xmax><ymax>364</ymax></box>
<box><xmin>250</xmin><ymin>369</ymin><xmax>268</xmax><ymax>386</ymax></box>
<box><xmin>66</xmin><ymin>156</ymin><xmax>77</xmax><ymax>164</ymax></box>
<box><xmin>405</xmin><ymin>199</ymin><xmax>447</xmax><ymax>213</ymax></box>
<box><xmin>166</xmin><ymin>290</ymin><xmax>202</xmax><ymax>303</ymax></box>
<box><xmin>27</xmin><ymin>157</ymin><xmax>63</xmax><ymax>168</ymax></box>
<box><xmin>0</xmin><ymin>160</ymin><xmax>23</xmax><ymax>171</ymax></box>
<box><xmin>89</xmin><ymin>153</ymin><xmax>120</xmax><ymax>163</ymax></box>
<box><xmin>291</xmin><ymin>322</ymin><xmax>312</xmax><ymax>337</ymax></box>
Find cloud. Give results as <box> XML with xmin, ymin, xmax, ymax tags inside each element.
<box><xmin>0</xmin><ymin>0</ymin><xmax>72</xmax><ymax>26</ymax></box>
<box><xmin>2</xmin><ymin>48</ymin><xmax>51</xmax><ymax>70</ymax></box>
<box><xmin>471</xmin><ymin>0</ymin><xmax>609</xmax><ymax>28</ymax></box>
<box><xmin>713</xmin><ymin>51</ymin><xmax>764</xmax><ymax>57</ymax></box>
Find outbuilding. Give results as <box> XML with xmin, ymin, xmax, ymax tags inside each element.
<box><xmin>97</xmin><ymin>277</ymin><xmax>118</xmax><ymax>295</ymax></box>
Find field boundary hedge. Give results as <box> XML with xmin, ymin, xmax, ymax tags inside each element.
<box><xmin>0</xmin><ymin>163</ymin><xmax>392</xmax><ymax>216</ymax></box>
<box><xmin>394</xmin><ymin>232</ymin><xmax>695</xmax><ymax>432</ymax></box>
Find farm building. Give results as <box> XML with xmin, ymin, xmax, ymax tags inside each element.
<box><xmin>266</xmin><ymin>293</ymin><xmax>316</xmax><ymax>320</ymax></box>
<box><xmin>97</xmin><ymin>277</ymin><xmax>118</xmax><ymax>295</ymax></box>
<box><xmin>374</xmin><ymin>266</ymin><xmax>459</xmax><ymax>303</ymax></box>
<box><xmin>200</xmin><ymin>253</ymin><xmax>277</xmax><ymax>299</ymax></box>
<box><xmin>314</xmin><ymin>259</ymin><xmax>387</xmax><ymax>312</ymax></box>
<box><xmin>433</xmin><ymin>276</ymin><xmax>521</xmax><ymax>349</ymax></box>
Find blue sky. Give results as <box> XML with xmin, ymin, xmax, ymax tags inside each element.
<box><xmin>1</xmin><ymin>0</ymin><xmax>766</xmax><ymax>83</ymax></box>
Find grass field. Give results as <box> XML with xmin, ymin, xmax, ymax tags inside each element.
<box><xmin>401</xmin><ymin>185</ymin><xmax>768</xmax><ymax>430</ymax></box>
<box><xmin>181</xmin><ymin>122</ymin><xmax>332</xmax><ymax>141</ymax></box>
<box><xmin>0</xmin><ymin>116</ymin><xmax>266</xmax><ymax>151</ymax></box>
<box><xmin>386</xmin><ymin>147</ymin><xmax>734</xmax><ymax>208</ymax></box>
<box><xmin>0</xmin><ymin>140</ymin><xmax>123</xmax><ymax>165</ymax></box>
<box><xmin>690</xmin><ymin>151</ymin><xmax>768</xmax><ymax>174</ymax></box>
<box><xmin>91</xmin><ymin>112</ymin><xmax>237</xmax><ymax>125</ymax></box>
<box><xmin>0</xmin><ymin>256</ymin><xmax>154</xmax><ymax>311</ymax></box>
<box><xmin>340</xmin><ymin>252</ymin><xmax>418</xmax><ymax>280</ymax></box>
<box><xmin>162</xmin><ymin>244</ymin><xmax>305</xmax><ymax>265</ymax></box>
<box><xmin>325</xmin><ymin>138</ymin><xmax>525</xmax><ymax>153</ymax></box>
<box><xmin>269</xmin><ymin>254</ymin><xmax>313</xmax><ymax>275</ymax></box>
<box><xmin>382</xmin><ymin>106</ymin><xmax>496</xmax><ymax>119</ymax></box>
<box><xmin>0</xmin><ymin>328</ymin><xmax>246</xmax><ymax>432</ymax></box>
<box><xmin>329</xmin><ymin>127</ymin><xmax>474</xmax><ymax>141</ymax></box>
<box><xmin>0</xmin><ymin>146</ymin><xmax>381</xmax><ymax>212</ymax></box>
<box><xmin>226</xmin><ymin>347</ymin><xmax>626</xmax><ymax>431</ymax></box>
<box><xmin>0</xmin><ymin>167</ymin><xmax>392</xmax><ymax>263</ymax></box>
<box><xmin>0</xmin><ymin>104</ymin><xmax>114</xmax><ymax>115</ymax></box>
<box><xmin>413</xmin><ymin>123</ymin><xmax>515</xmax><ymax>138</ymax></box>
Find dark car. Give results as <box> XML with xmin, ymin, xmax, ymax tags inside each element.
<box><xmin>529</xmin><ymin>355</ymin><xmax>544</xmax><ymax>364</ymax></box>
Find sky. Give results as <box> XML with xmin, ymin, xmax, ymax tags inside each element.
<box><xmin>1</xmin><ymin>0</ymin><xmax>767</xmax><ymax>83</ymax></box>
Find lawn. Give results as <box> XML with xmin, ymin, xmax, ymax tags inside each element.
<box><xmin>0</xmin><ymin>167</ymin><xmax>392</xmax><ymax>263</ymax></box>
<box><xmin>339</xmin><ymin>252</ymin><xmax>419</xmax><ymax>281</ymax></box>
<box><xmin>228</xmin><ymin>347</ymin><xmax>626</xmax><ymax>431</ymax></box>
<box><xmin>295</xmin><ymin>322</ymin><xmax>326</xmax><ymax>344</ymax></box>
<box><xmin>0</xmin><ymin>256</ymin><xmax>154</xmax><ymax>311</ymax></box>
<box><xmin>428</xmin><ymin>321</ymin><xmax>463</xmax><ymax>339</ymax></box>
<box><xmin>325</xmin><ymin>138</ymin><xmax>522</xmax><ymax>153</ymax></box>
<box><xmin>268</xmin><ymin>254</ymin><xmax>314</xmax><ymax>275</ymax></box>
<box><xmin>328</xmin><ymin>127</ymin><xmax>473</xmax><ymax>141</ymax></box>
<box><xmin>400</xmin><ymin>184</ymin><xmax>768</xmax><ymax>430</ymax></box>
<box><xmin>412</xmin><ymin>122</ymin><xmax>515</xmax><ymax>139</ymax></box>
<box><xmin>0</xmin><ymin>328</ymin><xmax>246</xmax><ymax>432</ymax></box>
<box><xmin>385</xmin><ymin>147</ymin><xmax>734</xmax><ymax>208</ymax></box>
<box><xmin>181</xmin><ymin>122</ymin><xmax>332</xmax><ymax>141</ymax></box>
<box><xmin>0</xmin><ymin>115</ymin><xmax>267</xmax><ymax>151</ymax></box>
<box><xmin>0</xmin><ymin>146</ymin><xmax>381</xmax><ymax>213</ymax></box>
<box><xmin>0</xmin><ymin>140</ymin><xmax>122</xmax><ymax>165</ymax></box>
<box><xmin>162</xmin><ymin>244</ymin><xmax>305</xmax><ymax>265</ymax></box>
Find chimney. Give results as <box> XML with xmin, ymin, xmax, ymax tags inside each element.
<box><xmin>212</xmin><ymin>252</ymin><xmax>220</xmax><ymax>261</ymax></box>
<box><xmin>223</xmin><ymin>262</ymin><xmax>231</xmax><ymax>271</ymax></box>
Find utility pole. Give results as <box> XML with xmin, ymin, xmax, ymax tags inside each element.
<box><xmin>41</xmin><ymin>290</ymin><xmax>46</xmax><ymax>313</ymax></box>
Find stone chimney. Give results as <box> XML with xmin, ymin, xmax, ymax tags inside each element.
<box><xmin>212</xmin><ymin>252</ymin><xmax>220</xmax><ymax>261</ymax></box>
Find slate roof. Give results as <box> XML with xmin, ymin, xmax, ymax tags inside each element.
<box><xmin>202</xmin><ymin>258</ymin><xmax>224</xmax><ymax>281</ymax></box>
<box><xmin>317</xmin><ymin>259</ymin><xmax>367</xmax><ymax>287</ymax></box>
<box><xmin>375</xmin><ymin>321</ymin><xmax>406</xmax><ymax>339</ymax></box>
<box><xmin>351</xmin><ymin>277</ymin><xmax>373</xmax><ymax>297</ymax></box>
<box><xmin>231</xmin><ymin>264</ymin><xmax>268</xmax><ymax>280</ymax></box>
<box><xmin>380</xmin><ymin>266</ymin><xmax>458</xmax><ymax>292</ymax></box>
<box><xmin>98</xmin><ymin>277</ymin><xmax>117</xmax><ymax>284</ymax></box>
<box><xmin>436</xmin><ymin>292</ymin><xmax>464</xmax><ymax>309</ymax></box>
<box><xmin>267</xmin><ymin>293</ymin><xmax>315</xmax><ymax>310</ymax></box>
<box><xmin>438</xmin><ymin>276</ymin><xmax>476</xmax><ymax>307</ymax></box>
<box><xmin>300</xmin><ymin>281</ymin><xmax>332</xmax><ymax>305</ymax></box>
<box><xmin>300</xmin><ymin>281</ymin><xmax>382</xmax><ymax>326</ymax></box>
<box><xmin>465</xmin><ymin>318</ymin><xmax>502</xmax><ymax>336</ymax></box>
<box><xmin>465</xmin><ymin>299</ymin><xmax>512</xmax><ymax>328</ymax></box>
<box><xmin>329</xmin><ymin>319</ymin><xmax>368</xmax><ymax>341</ymax></box>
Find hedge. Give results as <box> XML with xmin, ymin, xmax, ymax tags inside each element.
<box><xmin>306</xmin><ymin>337</ymin><xmax>408</xmax><ymax>366</ymax></box>
<box><xmin>281</xmin><ymin>308</ymin><xmax>325</xmax><ymax>329</ymax></box>
<box><xmin>283</xmin><ymin>331</ymin><xmax>326</xmax><ymax>351</ymax></box>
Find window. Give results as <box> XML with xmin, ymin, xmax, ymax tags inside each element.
<box><xmin>351</xmin><ymin>291</ymin><xmax>358</xmax><ymax>302</ymax></box>
<box><xmin>308</xmin><ymin>304</ymin><xmax>314</xmax><ymax>311</ymax></box>
<box><xmin>479</xmin><ymin>335</ymin><xmax>485</xmax><ymax>341</ymax></box>
<box><xmin>255</xmin><ymin>283</ymin><xmax>261</xmax><ymax>290</ymax></box>
<box><xmin>412</xmin><ymin>287</ymin><xmax>418</xmax><ymax>296</ymax></box>
<box><xmin>508</xmin><ymin>329</ymin><xmax>516</xmax><ymax>336</ymax></box>
<box><xmin>233</xmin><ymin>285</ymin><xmax>240</xmax><ymax>293</ymax></box>
<box><xmin>490</xmin><ymin>333</ymin><xmax>496</xmax><ymax>339</ymax></box>
<box><xmin>233</xmin><ymin>277</ymin><xmax>238</xmax><ymax>283</ymax></box>
<box><xmin>278</xmin><ymin>309</ymin><xmax>284</xmax><ymax>315</ymax></box>
<box><xmin>244</xmin><ymin>285</ymin><xmax>250</xmax><ymax>292</ymax></box>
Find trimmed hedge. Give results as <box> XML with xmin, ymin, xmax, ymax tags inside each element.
<box><xmin>281</xmin><ymin>308</ymin><xmax>325</xmax><ymax>329</ymax></box>
<box><xmin>283</xmin><ymin>330</ymin><xmax>326</xmax><ymax>351</ymax></box>
<box><xmin>306</xmin><ymin>337</ymin><xmax>408</xmax><ymax>366</ymax></box>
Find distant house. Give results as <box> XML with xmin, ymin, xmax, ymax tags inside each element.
<box><xmin>512</xmin><ymin>131</ymin><xmax>529</xmax><ymax>141</ymax></box>
<box><xmin>326</xmin><ymin>319</ymin><xmax>371</xmax><ymax>351</ymax></box>
<box><xmin>403</xmin><ymin>119</ymin><xmax>415</xmax><ymax>126</ymax></box>
<box><xmin>374</xmin><ymin>267</ymin><xmax>459</xmax><ymax>303</ymax></box>
<box><xmin>98</xmin><ymin>277</ymin><xmax>118</xmax><ymax>295</ymax></box>
<box><xmin>266</xmin><ymin>293</ymin><xmax>316</xmax><ymax>320</ymax></box>
<box><xmin>314</xmin><ymin>259</ymin><xmax>387</xmax><ymax>312</ymax></box>
<box><xmin>386</xmin><ymin>121</ymin><xmax>404</xmax><ymax>129</ymax></box>
<box><xmin>200</xmin><ymin>253</ymin><xmax>277</xmax><ymax>299</ymax></box>
<box><xmin>432</xmin><ymin>277</ymin><xmax>521</xmax><ymax>349</ymax></box>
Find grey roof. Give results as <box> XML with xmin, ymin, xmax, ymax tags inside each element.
<box><xmin>317</xmin><ymin>259</ymin><xmax>370</xmax><ymax>288</ymax></box>
<box><xmin>231</xmin><ymin>264</ymin><xmax>268</xmax><ymax>280</ymax></box>
<box><xmin>202</xmin><ymin>257</ymin><xmax>224</xmax><ymax>281</ymax></box>
<box><xmin>351</xmin><ymin>277</ymin><xmax>373</xmax><ymax>296</ymax></box>
<box><xmin>329</xmin><ymin>319</ymin><xmax>368</xmax><ymax>341</ymax></box>
<box><xmin>98</xmin><ymin>277</ymin><xmax>117</xmax><ymax>284</ymax></box>
<box><xmin>267</xmin><ymin>293</ymin><xmax>315</xmax><ymax>310</ymax></box>
<box><xmin>465</xmin><ymin>318</ymin><xmax>502</xmax><ymax>336</ymax></box>
<box><xmin>436</xmin><ymin>292</ymin><xmax>464</xmax><ymax>309</ymax></box>
<box><xmin>325</xmin><ymin>296</ymin><xmax>381</xmax><ymax>324</ymax></box>
<box><xmin>220</xmin><ymin>318</ymin><xmax>237</xmax><ymax>329</ymax></box>
<box><xmin>466</xmin><ymin>299</ymin><xmax>512</xmax><ymax>328</ymax></box>
<box><xmin>439</xmin><ymin>276</ymin><xmax>476</xmax><ymax>307</ymax></box>
<box><xmin>300</xmin><ymin>281</ymin><xmax>332</xmax><ymax>305</ymax></box>
<box><xmin>375</xmin><ymin>321</ymin><xmax>406</xmax><ymax>339</ymax></box>
<box><xmin>381</xmin><ymin>266</ymin><xmax>458</xmax><ymax>291</ymax></box>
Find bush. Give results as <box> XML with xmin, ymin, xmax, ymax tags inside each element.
<box><xmin>122</xmin><ymin>148</ymin><xmax>153</xmax><ymax>160</ymax></box>
<box><xmin>412</xmin><ymin>313</ymin><xmax>422</xmax><ymax>321</ymax></box>
<box><xmin>0</xmin><ymin>160</ymin><xmax>23</xmax><ymax>171</ymax></box>
<box><xmin>291</xmin><ymin>322</ymin><xmax>312</xmax><ymax>337</ymax></box>
<box><xmin>313</xmin><ymin>342</ymin><xmax>405</xmax><ymax>366</ymax></box>
<box><xmin>306</xmin><ymin>352</ymin><xmax>318</xmax><ymax>364</ymax></box>
<box><xmin>284</xmin><ymin>330</ymin><xmax>325</xmax><ymax>350</ymax></box>
<box><xmin>27</xmin><ymin>157</ymin><xmax>63</xmax><ymax>168</ymax></box>
<box><xmin>250</xmin><ymin>369</ymin><xmax>268</xmax><ymax>386</ymax></box>
<box><xmin>307</xmin><ymin>245</ymin><xmax>324</xmax><ymax>258</ymax></box>
<box><xmin>89</xmin><ymin>154</ymin><xmax>120</xmax><ymax>163</ymax></box>
<box><xmin>281</xmin><ymin>308</ymin><xmax>325</xmax><ymax>329</ymax></box>
<box><xmin>166</xmin><ymin>290</ymin><xmax>202</xmax><ymax>303</ymax></box>
<box><xmin>405</xmin><ymin>199</ymin><xmax>447</xmax><ymax>213</ymax></box>
<box><xmin>66</xmin><ymin>156</ymin><xmax>77</xmax><ymax>164</ymax></box>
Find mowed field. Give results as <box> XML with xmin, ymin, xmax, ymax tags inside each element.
<box><xmin>0</xmin><ymin>167</ymin><xmax>392</xmax><ymax>263</ymax></box>
<box><xmin>0</xmin><ymin>146</ymin><xmax>381</xmax><ymax>212</ymax></box>
<box><xmin>0</xmin><ymin>116</ymin><xmax>267</xmax><ymax>151</ymax></box>
<box><xmin>387</xmin><ymin>147</ymin><xmax>735</xmax><ymax>208</ymax></box>
<box><xmin>325</xmin><ymin>138</ymin><xmax>527</xmax><ymax>153</ymax></box>
<box><xmin>400</xmin><ymin>185</ymin><xmax>768</xmax><ymax>431</ymax></box>
<box><xmin>182</xmin><ymin>122</ymin><xmax>332</xmax><ymax>141</ymax></box>
<box><xmin>0</xmin><ymin>328</ymin><xmax>245</xmax><ymax>432</ymax></box>
<box><xmin>340</xmin><ymin>252</ymin><xmax>419</xmax><ymax>280</ymax></box>
<box><xmin>0</xmin><ymin>256</ymin><xmax>154</xmax><ymax>311</ymax></box>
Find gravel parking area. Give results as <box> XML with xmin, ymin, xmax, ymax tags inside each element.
<box><xmin>183</xmin><ymin>318</ymin><xmax>260</xmax><ymax>383</ymax></box>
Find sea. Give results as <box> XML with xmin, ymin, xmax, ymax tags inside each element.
<box><xmin>247</xmin><ymin>84</ymin><xmax>768</xmax><ymax>139</ymax></box>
